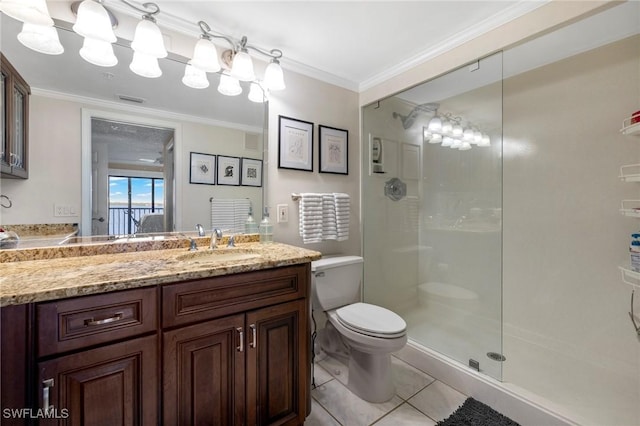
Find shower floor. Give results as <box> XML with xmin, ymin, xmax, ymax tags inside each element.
<box><xmin>398</xmin><ymin>301</ymin><xmax>503</xmax><ymax>380</ymax></box>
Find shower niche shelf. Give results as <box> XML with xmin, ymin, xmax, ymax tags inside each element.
<box><xmin>619</xmin><ymin>266</ymin><xmax>640</xmax><ymax>289</ymax></box>
<box><xmin>620</xmin><ymin>117</ymin><xmax>640</xmax><ymax>137</ymax></box>
<box><xmin>619</xmin><ymin>164</ymin><xmax>640</xmax><ymax>182</ymax></box>
<box><xmin>619</xmin><ymin>200</ymin><xmax>640</xmax><ymax>217</ymax></box>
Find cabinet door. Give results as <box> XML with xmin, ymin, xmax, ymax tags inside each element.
<box><xmin>246</xmin><ymin>299</ymin><xmax>309</xmax><ymax>426</ymax></box>
<box><xmin>37</xmin><ymin>334</ymin><xmax>158</xmax><ymax>426</ymax></box>
<box><xmin>163</xmin><ymin>314</ymin><xmax>245</xmax><ymax>425</ymax></box>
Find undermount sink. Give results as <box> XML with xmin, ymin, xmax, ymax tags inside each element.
<box><xmin>175</xmin><ymin>249</ymin><xmax>262</xmax><ymax>263</ymax></box>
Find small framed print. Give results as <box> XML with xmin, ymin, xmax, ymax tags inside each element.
<box><xmin>216</xmin><ymin>155</ymin><xmax>241</xmax><ymax>186</ymax></box>
<box><xmin>319</xmin><ymin>125</ymin><xmax>348</xmax><ymax>175</ymax></box>
<box><xmin>241</xmin><ymin>158</ymin><xmax>263</xmax><ymax>187</ymax></box>
<box><xmin>278</xmin><ymin>115</ymin><xmax>314</xmax><ymax>172</ymax></box>
<box><xmin>189</xmin><ymin>152</ymin><xmax>216</xmax><ymax>185</ymax></box>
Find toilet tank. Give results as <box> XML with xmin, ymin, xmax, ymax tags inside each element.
<box><xmin>311</xmin><ymin>256</ymin><xmax>363</xmax><ymax>311</ymax></box>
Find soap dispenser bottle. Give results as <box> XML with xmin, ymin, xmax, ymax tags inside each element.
<box><xmin>259</xmin><ymin>207</ymin><xmax>273</xmax><ymax>244</ymax></box>
<box><xmin>245</xmin><ymin>207</ymin><xmax>258</xmax><ymax>234</ymax></box>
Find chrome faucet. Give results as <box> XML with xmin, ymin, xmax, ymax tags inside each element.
<box><xmin>180</xmin><ymin>233</ymin><xmax>198</xmax><ymax>251</ymax></box>
<box><xmin>210</xmin><ymin>228</ymin><xmax>222</xmax><ymax>249</ymax></box>
<box><xmin>195</xmin><ymin>223</ymin><xmax>205</xmax><ymax>237</ymax></box>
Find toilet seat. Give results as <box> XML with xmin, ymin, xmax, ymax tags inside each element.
<box><xmin>335</xmin><ymin>302</ymin><xmax>406</xmax><ymax>339</ymax></box>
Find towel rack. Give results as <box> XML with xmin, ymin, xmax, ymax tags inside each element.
<box><xmin>291</xmin><ymin>193</ymin><xmax>301</xmax><ymax>201</ymax></box>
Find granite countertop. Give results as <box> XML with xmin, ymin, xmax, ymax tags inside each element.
<box><xmin>0</xmin><ymin>242</ymin><xmax>322</xmax><ymax>307</ymax></box>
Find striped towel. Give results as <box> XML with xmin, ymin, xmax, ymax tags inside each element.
<box><xmin>322</xmin><ymin>194</ymin><xmax>337</xmax><ymax>240</ymax></box>
<box><xmin>211</xmin><ymin>198</ymin><xmax>251</xmax><ymax>234</ymax></box>
<box><xmin>299</xmin><ymin>193</ymin><xmax>323</xmax><ymax>243</ymax></box>
<box><xmin>334</xmin><ymin>193</ymin><xmax>350</xmax><ymax>241</ymax></box>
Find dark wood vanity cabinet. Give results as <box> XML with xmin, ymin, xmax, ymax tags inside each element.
<box><xmin>162</xmin><ymin>264</ymin><xmax>310</xmax><ymax>426</ymax></box>
<box><xmin>0</xmin><ymin>263</ymin><xmax>310</xmax><ymax>426</ymax></box>
<box><xmin>1</xmin><ymin>53</ymin><xmax>30</xmax><ymax>179</ymax></box>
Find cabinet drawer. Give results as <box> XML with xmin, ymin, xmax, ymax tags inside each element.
<box><xmin>37</xmin><ymin>287</ymin><xmax>157</xmax><ymax>357</ymax></box>
<box><xmin>162</xmin><ymin>264</ymin><xmax>309</xmax><ymax>328</ymax></box>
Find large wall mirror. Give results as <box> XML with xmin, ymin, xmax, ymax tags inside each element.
<box><xmin>0</xmin><ymin>14</ymin><xmax>266</xmax><ymax>241</ymax></box>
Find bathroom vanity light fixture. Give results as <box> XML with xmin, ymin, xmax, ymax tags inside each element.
<box><xmin>0</xmin><ymin>0</ymin><xmax>286</xmax><ymax>100</ymax></box>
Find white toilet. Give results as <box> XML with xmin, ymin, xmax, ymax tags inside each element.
<box><xmin>311</xmin><ymin>256</ymin><xmax>407</xmax><ymax>403</ymax></box>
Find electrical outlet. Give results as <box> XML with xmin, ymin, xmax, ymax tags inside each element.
<box><xmin>54</xmin><ymin>204</ymin><xmax>78</xmax><ymax>217</ymax></box>
<box><xmin>277</xmin><ymin>204</ymin><xmax>289</xmax><ymax>223</ymax></box>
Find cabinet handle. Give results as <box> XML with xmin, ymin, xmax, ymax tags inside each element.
<box><xmin>237</xmin><ymin>327</ymin><xmax>244</xmax><ymax>352</ymax></box>
<box><xmin>42</xmin><ymin>378</ymin><xmax>54</xmax><ymax>413</ymax></box>
<box><xmin>250</xmin><ymin>324</ymin><xmax>257</xmax><ymax>348</ymax></box>
<box><xmin>84</xmin><ymin>312</ymin><xmax>123</xmax><ymax>326</ymax></box>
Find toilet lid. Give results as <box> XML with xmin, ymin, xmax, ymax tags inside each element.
<box><xmin>335</xmin><ymin>303</ymin><xmax>406</xmax><ymax>337</ymax></box>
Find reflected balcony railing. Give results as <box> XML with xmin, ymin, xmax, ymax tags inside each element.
<box><xmin>108</xmin><ymin>207</ymin><xmax>164</xmax><ymax>236</ymax></box>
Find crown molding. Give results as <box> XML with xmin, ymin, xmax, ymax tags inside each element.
<box><xmin>358</xmin><ymin>1</ymin><xmax>548</xmax><ymax>92</ymax></box>
<box><xmin>31</xmin><ymin>87</ymin><xmax>264</xmax><ymax>134</ymax></box>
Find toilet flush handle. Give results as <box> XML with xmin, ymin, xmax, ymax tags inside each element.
<box><xmin>315</xmin><ymin>272</ymin><xmax>325</xmax><ymax>277</ymax></box>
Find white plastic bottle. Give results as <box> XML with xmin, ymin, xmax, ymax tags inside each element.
<box><xmin>259</xmin><ymin>207</ymin><xmax>273</xmax><ymax>244</ymax></box>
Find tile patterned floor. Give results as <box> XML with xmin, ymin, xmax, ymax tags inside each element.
<box><xmin>307</xmin><ymin>355</ymin><xmax>468</xmax><ymax>425</ymax></box>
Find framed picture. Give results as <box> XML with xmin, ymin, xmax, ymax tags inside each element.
<box><xmin>278</xmin><ymin>115</ymin><xmax>313</xmax><ymax>172</ymax></box>
<box><xmin>319</xmin><ymin>125</ymin><xmax>348</xmax><ymax>175</ymax></box>
<box><xmin>189</xmin><ymin>152</ymin><xmax>216</xmax><ymax>185</ymax></box>
<box><xmin>216</xmin><ymin>155</ymin><xmax>241</xmax><ymax>186</ymax></box>
<box><xmin>241</xmin><ymin>158</ymin><xmax>263</xmax><ymax>187</ymax></box>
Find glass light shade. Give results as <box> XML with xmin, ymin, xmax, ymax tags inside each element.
<box><xmin>248</xmin><ymin>82</ymin><xmax>267</xmax><ymax>103</ymax></box>
<box><xmin>73</xmin><ymin>0</ymin><xmax>116</xmax><ymax>43</ymax></box>
<box><xmin>182</xmin><ymin>63</ymin><xmax>209</xmax><ymax>89</ymax></box>
<box><xmin>190</xmin><ymin>38</ymin><xmax>220</xmax><ymax>73</ymax></box>
<box><xmin>441</xmin><ymin>119</ymin><xmax>452</xmax><ymax>135</ymax></box>
<box><xmin>0</xmin><ymin>0</ymin><xmax>53</xmax><ymax>26</ymax></box>
<box><xmin>263</xmin><ymin>60</ymin><xmax>285</xmax><ymax>91</ymax></box>
<box><xmin>452</xmin><ymin>124</ymin><xmax>463</xmax><ymax>137</ymax></box>
<box><xmin>479</xmin><ymin>134</ymin><xmax>491</xmax><ymax>147</ymax></box>
<box><xmin>18</xmin><ymin>23</ymin><xmax>64</xmax><ymax>55</ymax></box>
<box><xmin>218</xmin><ymin>73</ymin><xmax>242</xmax><ymax>96</ymax></box>
<box><xmin>129</xmin><ymin>51</ymin><xmax>162</xmax><ymax>78</ymax></box>
<box><xmin>230</xmin><ymin>50</ymin><xmax>255</xmax><ymax>82</ymax></box>
<box><xmin>428</xmin><ymin>116</ymin><xmax>442</xmax><ymax>132</ymax></box>
<box><xmin>441</xmin><ymin>136</ymin><xmax>453</xmax><ymax>147</ymax></box>
<box><xmin>473</xmin><ymin>130</ymin><xmax>483</xmax><ymax>144</ymax></box>
<box><xmin>423</xmin><ymin>129</ymin><xmax>432</xmax><ymax>143</ymax></box>
<box><xmin>79</xmin><ymin>37</ymin><xmax>117</xmax><ymax>67</ymax></box>
<box><xmin>459</xmin><ymin>141</ymin><xmax>472</xmax><ymax>151</ymax></box>
<box><xmin>131</xmin><ymin>18</ymin><xmax>167</xmax><ymax>58</ymax></box>
<box><xmin>430</xmin><ymin>133</ymin><xmax>442</xmax><ymax>144</ymax></box>
<box><xmin>451</xmin><ymin>139</ymin><xmax>462</xmax><ymax>149</ymax></box>
<box><xmin>463</xmin><ymin>128</ymin><xmax>475</xmax><ymax>141</ymax></box>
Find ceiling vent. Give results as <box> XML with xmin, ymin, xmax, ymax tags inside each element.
<box><xmin>117</xmin><ymin>94</ymin><xmax>146</xmax><ymax>104</ymax></box>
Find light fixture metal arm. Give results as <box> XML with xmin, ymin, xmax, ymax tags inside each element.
<box><xmin>119</xmin><ymin>0</ymin><xmax>160</xmax><ymax>16</ymax></box>
<box><xmin>245</xmin><ymin>44</ymin><xmax>283</xmax><ymax>60</ymax></box>
<box><xmin>198</xmin><ymin>21</ymin><xmax>238</xmax><ymax>51</ymax></box>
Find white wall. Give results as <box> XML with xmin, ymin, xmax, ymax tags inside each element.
<box><xmin>266</xmin><ymin>70</ymin><xmax>360</xmax><ymax>256</ymax></box>
<box><xmin>0</xmin><ymin>93</ymin><xmax>263</xmax><ymax>232</ymax></box>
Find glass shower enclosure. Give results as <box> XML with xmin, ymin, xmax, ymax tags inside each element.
<box><xmin>362</xmin><ymin>53</ymin><xmax>503</xmax><ymax>379</ymax></box>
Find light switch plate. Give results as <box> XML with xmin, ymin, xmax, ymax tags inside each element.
<box><xmin>277</xmin><ymin>204</ymin><xmax>289</xmax><ymax>223</ymax></box>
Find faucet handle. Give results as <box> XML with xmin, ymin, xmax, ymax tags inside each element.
<box><xmin>195</xmin><ymin>224</ymin><xmax>205</xmax><ymax>237</ymax></box>
<box><xmin>227</xmin><ymin>235</ymin><xmax>236</xmax><ymax>247</ymax></box>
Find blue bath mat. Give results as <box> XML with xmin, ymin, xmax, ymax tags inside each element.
<box><xmin>436</xmin><ymin>397</ymin><xmax>521</xmax><ymax>426</ymax></box>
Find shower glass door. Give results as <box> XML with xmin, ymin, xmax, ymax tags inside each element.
<box><xmin>362</xmin><ymin>52</ymin><xmax>503</xmax><ymax>379</ymax></box>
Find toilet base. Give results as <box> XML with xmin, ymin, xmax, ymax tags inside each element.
<box><xmin>348</xmin><ymin>349</ymin><xmax>395</xmax><ymax>403</ymax></box>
